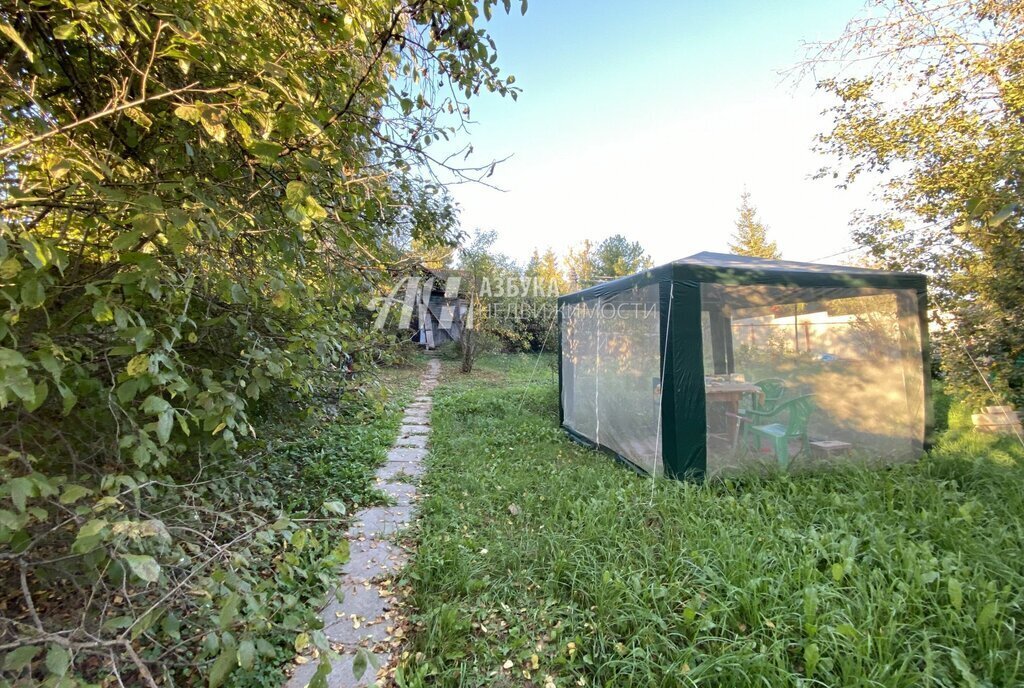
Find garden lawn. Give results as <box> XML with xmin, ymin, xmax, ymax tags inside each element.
<box><xmin>398</xmin><ymin>353</ymin><xmax>1024</xmax><ymax>688</ymax></box>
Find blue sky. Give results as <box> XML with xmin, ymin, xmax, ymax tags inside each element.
<box><xmin>443</xmin><ymin>0</ymin><xmax>876</xmax><ymax>266</ymax></box>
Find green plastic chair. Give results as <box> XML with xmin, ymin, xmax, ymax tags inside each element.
<box><xmin>746</xmin><ymin>394</ymin><xmax>815</xmax><ymax>469</ymax></box>
<box><xmin>727</xmin><ymin>378</ymin><xmax>788</xmax><ymax>448</ymax></box>
<box><xmin>753</xmin><ymin>378</ymin><xmax>787</xmax><ymax>412</ymax></box>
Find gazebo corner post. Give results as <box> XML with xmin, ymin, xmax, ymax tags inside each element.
<box><xmin>557</xmin><ymin>298</ymin><xmax>564</xmax><ymax>426</ymax></box>
<box><xmin>661</xmin><ymin>271</ymin><xmax>707</xmax><ymax>481</ymax></box>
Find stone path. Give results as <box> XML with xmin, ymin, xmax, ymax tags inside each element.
<box><xmin>286</xmin><ymin>359</ymin><xmax>440</xmax><ymax>688</ymax></box>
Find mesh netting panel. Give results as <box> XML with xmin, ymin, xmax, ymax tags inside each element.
<box><xmin>700</xmin><ymin>284</ymin><xmax>926</xmax><ymax>475</ymax></box>
<box><xmin>561</xmin><ymin>284</ymin><xmax>662</xmax><ymax>475</ymax></box>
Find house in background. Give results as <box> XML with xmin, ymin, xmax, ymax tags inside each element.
<box><xmin>409</xmin><ymin>268</ymin><xmax>467</xmax><ymax>349</ymax></box>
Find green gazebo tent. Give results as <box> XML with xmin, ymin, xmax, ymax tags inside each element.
<box><xmin>557</xmin><ymin>252</ymin><xmax>931</xmax><ymax>479</ymax></box>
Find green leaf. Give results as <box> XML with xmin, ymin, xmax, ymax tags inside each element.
<box><xmin>830</xmin><ymin>563</ymin><xmax>844</xmax><ymax>582</ymax></box>
<box><xmin>835</xmin><ymin>623</ymin><xmax>858</xmax><ymax>639</ymax></box>
<box><xmin>9</xmin><ymin>476</ymin><xmax>35</xmax><ymax>512</ymax></box>
<box><xmin>948</xmin><ymin>578</ymin><xmax>963</xmax><ymax>610</ymax></box>
<box><xmin>3</xmin><ymin>645</ymin><xmax>40</xmax><ymax>672</ymax></box>
<box><xmin>53</xmin><ymin>23</ymin><xmax>78</xmax><ymax>40</ymax></box>
<box><xmin>803</xmin><ymin>642</ymin><xmax>820</xmax><ymax>677</ymax></box>
<box><xmin>950</xmin><ymin>647</ymin><xmax>979</xmax><ymax>688</ymax></box>
<box><xmin>208</xmin><ymin>646</ymin><xmax>237</xmax><ymax>688</ymax></box>
<box><xmin>990</xmin><ymin>203</ymin><xmax>1016</xmax><ymax>228</ymax></box>
<box><xmin>0</xmin><ymin>257</ymin><xmax>21</xmax><ymax>279</ymax></box>
<box><xmin>0</xmin><ymin>22</ymin><xmax>34</xmax><ymax>62</ymax></box>
<box><xmin>112</xmin><ymin>228</ymin><xmax>144</xmax><ymax>252</ymax></box>
<box><xmin>351</xmin><ymin>647</ymin><xmax>368</xmax><ymax>680</ymax></box>
<box><xmin>286</xmin><ymin>181</ymin><xmax>309</xmax><ymax>202</ymax></box>
<box><xmin>218</xmin><ymin>592</ymin><xmax>240</xmax><ymax>630</ymax></box>
<box><xmin>352</xmin><ymin>647</ymin><xmax>379</xmax><ymax>680</ymax></box>
<box><xmin>521</xmin><ymin>0</ymin><xmax>528</xmax><ymax>15</ymax></box>
<box><xmin>18</xmin><ymin>235</ymin><xmax>49</xmax><ymax>270</ymax></box>
<box><xmin>92</xmin><ymin>299</ymin><xmax>114</xmax><ymax>323</ymax></box>
<box><xmin>23</xmin><ymin>380</ymin><xmax>48</xmax><ymax>412</ymax></box>
<box><xmin>162</xmin><ymin>612</ymin><xmax>181</xmax><ymax>640</ymax></box>
<box><xmin>0</xmin><ymin>509</ymin><xmax>23</xmax><ymax>529</ymax></box>
<box><xmin>156</xmin><ymin>410</ymin><xmax>174</xmax><ymax>445</ymax></box>
<box><xmin>309</xmin><ymin>659</ymin><xmax>332</xmax><ymax>688</ymax></box>
<box><xmin>45</xmin><ymin>644</ymin><xmax>70</xmax><ymax>677</ymax></box>
<box><xmin>322</xmin><ymin>500</ymin><xmax>346</xmax><ymax>516</ymax></box>
<box><xmin>122</xmin><ymin>554</ymin><xmax>161</xmax><ymax>583</ymax></box>
<box><xmin>237</xmin><ymin>639</ymin><xmax>256</xmax><ymax>670</ymax></box>
<box><xmin>977</xmin><ymin>601</ymin><xmax>997</xmax><ymax>629</ymax></box>
<box><xmin>174</xmin><ymin>105</ymin><xmax>201</xmax><ymax>123</ymax></box>
<box><xmin>291</xmin><ymin>528</ymin><xmax>307</xmax><ymax>552</ymax></box>
<box><xmin>73</xmin><ymin>518</ymin><xmax>108</xmax><ymax>549</ymax></box>
<box><xmin>142</xmin><ymin>395</ymin><xmax>171</xmax><ymax>414</ymax></box>
<box><xmin>79</xmin><ymin>520</ymin><xmax>107</xmax><ymax>538</ymax></box>
<box><xmin>21</xmin><ymin>278</ymin><xmax>45</xmax><ymax>308</ymax></box>
<box><xmin>249</xmin><ymin>140</ymin><xmax>284</xmax><ymax>162</ymax></box>
<box><xmin>60</xmin><ymin>484</ymin><xmax>92</xmax><ymax>505</ymax></box>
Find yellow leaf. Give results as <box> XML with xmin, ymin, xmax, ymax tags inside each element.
<box><xmin>531</xmin><ymin>654</ymin><xmax>539</xmax><ymax>669</ymax></box>
<box><xmin>126</xmin><ymin>354</ymin><xmax>150</xmax><ymax>377</ymax></box>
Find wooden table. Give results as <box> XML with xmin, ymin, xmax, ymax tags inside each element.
<box><xmin>705</xmin><ymin>381</ymin><xmax>764</xmax><ymax>445</ymax></box>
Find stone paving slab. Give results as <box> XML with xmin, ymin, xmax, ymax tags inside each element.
<box><xmin>393</xmin><ymin>433</ymin><xmax>427</xmax><ymax>449</ymax></box>
<box><xmin>380</xmin><ymin>481</ymin><xmax>418</xmax><ymax>507</ymax></box>
<box><xmin>344</xmin><ymin>539</ymin><xmax>408</xmax><ymax>583</ymax></box>
<box><xmin>376</xmin><ymin>460</ymin><xmax>424</xmax><ymax>482</ymax></box>
<box><xmin>398</xmin><ymin>424</ymin><xmax>429</xmax><ymax>436</ymax></box>
<box><xmin>346</xmin><ymin>504</ymin><xmax>414</xmax><ymax>539</ymax></box>
<box><xmin>322</xmin><ymin>584</ymin><xmax>393</xmax><ymax>646</ymax></box>
<box><xmin>285</xmin><ymin>359</ymin><xmax>438</xmax><ymax>688</ymax></box>
<box><xmin>387</xmin><ymin>446</ymin><xmax>427</xmax><ymax>462</ymax></box>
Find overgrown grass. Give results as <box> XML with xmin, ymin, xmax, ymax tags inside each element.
<box><xmin>211</xmin><ymin>361</ymin><xmax>425</xmax><ymax>687</ymax></box>
<box><xmin>399</xmin><ymin>353</ymin><xmax>1024</xmax><ymax>687</ymax></box>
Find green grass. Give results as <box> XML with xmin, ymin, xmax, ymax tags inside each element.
<box><xmin>398</xmin><ymin>353</ymin><xmax>1024</xmax><ymax>687</ymax></box>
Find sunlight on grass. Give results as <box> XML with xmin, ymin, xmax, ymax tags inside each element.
<box><xmin>398</xmin><ymin>353</ymin><xmax>1024</xmax><ymax>687</ymax></box>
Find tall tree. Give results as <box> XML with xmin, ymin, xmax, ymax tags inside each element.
<box><xmin>456</xmin><ymin>230</ymin><xmax>523</xmax><ymax>372</ymax></box>
<box><xmin>595</xmin><ymin>234</ymin><xmax>654</xmax><ymax>279</ymax></box>
<box><xmin>527</xmin><ymin>248</ymin><xmax>567</xmax><ymax>295</ymax></box>
<box><xmin>729</xmin><ymin>192</ymin><xmax>781</xmax><ymax>259</ymax></box>
<box><xmin>808</xmin><ymin>0</ymin><xmax>1024</xmax><ymax>406</ymax></box>
<box><xmin>565</xmin><ymin>239</ymin><xmax>598</xmax><ymax>290</ymax></box>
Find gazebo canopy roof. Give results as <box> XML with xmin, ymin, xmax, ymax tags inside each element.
<box><xmin>560</xmin><ymin>252</ymin><xmax>927</xmax><ymax>305</ymax></box>
<box><xmin>673</xmin><ymin>251</ymin><xmax>918</xmax><ymax>279</ymax></box>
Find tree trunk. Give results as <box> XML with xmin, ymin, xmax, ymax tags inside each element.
<box><xmin>461</xmin><ymin>327</ymin><xmax>475</xmax><ymax>373</ymax></box>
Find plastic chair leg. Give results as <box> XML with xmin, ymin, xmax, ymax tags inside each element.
<box><xmin>775</xmin><ymin>437</ymin><xmax>790</xmax><ymax>469</ymax></box>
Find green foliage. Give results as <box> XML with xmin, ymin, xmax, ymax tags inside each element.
<box><xmin>810</xmin><ymin>0</ymin><xmax>1024</xmax><ymax>408</ymax></box>
<box><xmin>593</xmin><ymin>234</ymin><xmax>654</xmax><ymax>279</ymax></box>
<box><xmin>455</xmin><ymin>230</ymin><xmax>528</xmax><ymax>372</ymax></box>
<box><xmin>400</xmin><ymin>353</ymin><xmax>1024</xmax><ymax>687</ymax></box>
<box><xmin>0</xmin><ymin>0</ymin><xmax>519</xmax><ymax>680</ymax></box>
<box><xmin>729</xmin><ymin>191</ymin><xmax>780</xmax><ymax>259</ymax></box>
<box><xmin>565</xmin><ymin>235</ymin><xmax>653</xmax><ymax>290</ymax></box>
